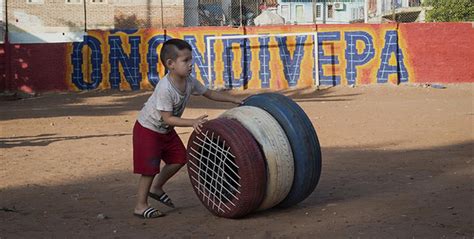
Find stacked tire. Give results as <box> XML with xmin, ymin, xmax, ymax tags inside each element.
<box><xmin>186</xmin><ymin>93</ymin><xmax>322</xmax><ymax>218</ymax></box>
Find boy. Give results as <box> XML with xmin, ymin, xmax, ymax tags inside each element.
<box><xmin>133</xmin><ymin>38</ymin><xmax>242</xmax><ymax>218</ymax></box>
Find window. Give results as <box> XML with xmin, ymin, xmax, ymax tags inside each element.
<box><xmin>27</xmin><ymin>0</ymin><xmax>44</xmax><ymax>3</ymax></box>
<box><xmin>351</xmin><ymin>8</ymin><xmax>359</xmax><ymax>20</ymax></box>
<box><xmin>295</xmin><ymin>5</ymin><xmax>304</xmax><ymax>23</ymax></box>
<box><xmin>368</xmin><ymin>0</ymin><xmax>377</xmax><ymax>12</ymax></box>
<box><xmin>315</xmin><ymin>5</ymin><xmax>321</xmax><ymax>18</ymax></box>
<box><xmin>114</xmin><ymin>0</ymin><xmax>148</xmax><ymax>4</ymax></box>
<box><xmin>409</xmin><ymin>0</ymin><xmax>421</xmax><ymax>7</ymax></box>
<box><xmin>327</xmin><ymin>4</ymin><xmax>334</xmax><ymax>19</ymax></box>
<box><xmin>281</xmin><ymin>5</ymin><xmax>289</xmax><ymax>22</ymax></box>
<box><xmin>65</xmin><ymin>0</ymin><xmax>82</xmax><ymax>4</ymax></box>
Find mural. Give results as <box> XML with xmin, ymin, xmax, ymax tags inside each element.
<box><xmin>66</xmin><ymin>24</ymin><xmax>413</xmax><ymax>91</ymax></box>
<box><xmin>1</xmin><ymin>23</ymin><xmax>473</xmax><ymax>92</ymax></box>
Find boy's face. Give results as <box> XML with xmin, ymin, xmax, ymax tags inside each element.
<box><xmin>167</xmin><ymin>48</ymin><xmax>193</xmax><ymax>79</ymax></box>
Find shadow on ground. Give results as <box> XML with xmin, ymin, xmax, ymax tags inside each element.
<box><xmin>0</xmin><ymin>87</ymin><xmax>356</xmax><ymax>121</ymax></box>
<box><xmin>1</xmin><ymin>141</ymin><xmax>472</xmax><ymax>238</ymax></box>
<box><xmin>0</xmin><ymin>133</ymin><xmax>131</xmax><ymax>148</ymax></box>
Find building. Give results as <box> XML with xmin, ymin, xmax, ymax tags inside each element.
<box><xmin>367</xmin><ymin>0</ymin><xmax>426</xmax><ymax>23</ymax></box>
<box><xmin>274</xmin><ymin>0</ymin><xmax>426</xmax><ymax>24</ymax></box>
<box><xmin>5</xmin><ymin>0</ymin><xmax>183</xmax><ymax>43</ymax></box>
<box><xmin>277</xmin><ymin>0</ymin><xmax>366</xmax><ymax>24</ymax></box>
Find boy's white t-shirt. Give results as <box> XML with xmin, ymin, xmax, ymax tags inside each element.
<box><xmin>137</xmin><ymin>74</ymin><xmax>208</xmax><ymax>134</ymax></box>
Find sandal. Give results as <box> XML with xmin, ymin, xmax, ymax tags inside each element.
<box><xmin>148</xmin><ymin>192</ymin><xmax>175</xmax><ymax>208</ymax></box>
<box><xmin>133</xmin><ymin>207</ymin><xmax>165</xmax><ymax>219</ymax></box>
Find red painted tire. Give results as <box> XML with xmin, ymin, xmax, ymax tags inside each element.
<box><xmin>186</xmin><ymin>118</ymin><xmax>266</xmax><ymax>218</ymax></box>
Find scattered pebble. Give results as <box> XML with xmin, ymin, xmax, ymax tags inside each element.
<box><xmin>97</xmin><ymin>213</ymin><xmax>108</xmax><ymax>220</ymax></box>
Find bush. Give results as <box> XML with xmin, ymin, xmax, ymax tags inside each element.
<box><xmin>425</xmin><ymin>0</ymin><xmax>474</xmax><ymax>22</ymax></box>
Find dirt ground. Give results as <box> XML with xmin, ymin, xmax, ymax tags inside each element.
<box><xmin>1</xmin><ymin>84</ymin><xmax>473</xmax><ymax>238</ymax></box>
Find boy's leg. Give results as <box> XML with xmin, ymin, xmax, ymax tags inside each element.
<box><xmin>134</xmin><ymin>174</ymin><xmax>155</xmax><ymax>214</ymax></box>
<box><xmin>150</xmin><ymin>163</ymin><xmax>184</xmax><ymax>195</ymax></box>
<box><xmin>150</xmin><ymin>130</ymin><xmax>187</xmax><ymax>195</ymax></box>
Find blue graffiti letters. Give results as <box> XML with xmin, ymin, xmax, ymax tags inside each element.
<box><xmin>109</xmin><ymin>35</ymin><xmax>142</xmax><ymax>90</ymax></box>
<box><xmin>317</xmin><ymin>32</ymin><xmax>341</xmax><ymax>86</ymax></box>
<box><xmin>221</xmin><ymin>36</ymin><xmax>252</xmax><ymax>88</ymax></box>
<box><xmin>146</xmin><ymin>35</ymin><xmax>168</xmax><ymax>86</ymax></box>
<box><xmin>185</xmin><ymin>35</ymin><xmax>216</xmax><ymax>87</ymax></box>
<box><xmin>258</xmin><ymin>36</ymin><xmax>271</xmax><ymax>88</ymax></box>
<box><xmin>345</xmin><ymin>31</ymin><xmax>375</xmax><ymax>85</ymax></box>
<box><xmin>377</xmin><ymin>30</ymin><xmax>409</xmax><ymax>83</ymax></box>
<box><xmin>276</xmin><ymin>35</ymin><xmax>307</xmax><ymax>87</ymax></box>
<box><xmin>71</xmin><ymin>36</ymin><xmax>103</xmax><ymax>90</ymax></box>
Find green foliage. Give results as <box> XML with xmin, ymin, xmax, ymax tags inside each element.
<box><xmin>424</xmin><ymin>0</ymin><xmax>474</xmax><ymax>22</ymax></box>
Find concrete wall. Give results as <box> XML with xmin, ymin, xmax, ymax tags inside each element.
<box><xmin>0</xmin><ymin>23</ymin><xmax>473</xmax><ymax>92</ymax></box>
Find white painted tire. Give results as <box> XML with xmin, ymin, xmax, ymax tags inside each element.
<box><xmin>220</xmin><ymin>106</ymin><xmax>294</xmax><ymax>210</ymax></box>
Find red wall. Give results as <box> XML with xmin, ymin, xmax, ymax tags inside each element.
<box><xmin>0</xmin><ymin>42</ymin><xmax>69</xmax><ymax>92</ymax></box>
<box><xmin>399</xmin><ymin>23</ymin><xmax>474</xmax><ymax>83</ymax></box>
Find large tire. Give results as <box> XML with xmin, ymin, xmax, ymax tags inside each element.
<box><xmin>243</xmin><ymin>93</ymin><xmax>322</xmax><ymax>208</ymax></box>
<box><xmin>220</xmin><ymin>106</ymin><xmax>294</xmax><ymax>210</ymax></box>
<box><xmin>186</xmin><ymin>118</ymin><xmax>266</xmax><ymax>218</ymax></box>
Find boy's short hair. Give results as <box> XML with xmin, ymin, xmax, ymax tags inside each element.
<box><xmin>160</xmin><ymin>39</ymin><xmax>192</xmax><ymax>67</ymax></box>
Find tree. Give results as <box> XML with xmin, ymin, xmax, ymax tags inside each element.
<box><xmin>424</xmin><ymin>0</ymin><xmax>474</xmax><ymax>22</ymax></box>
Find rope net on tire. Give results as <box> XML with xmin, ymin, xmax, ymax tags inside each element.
<box><xmin>188</xmin><ymin>130</ymin><xmax>241</xmax><ymax>214</ymax></box>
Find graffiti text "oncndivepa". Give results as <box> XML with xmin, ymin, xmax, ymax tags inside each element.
<box><xmin>70</xmin><ymin>30</ymin><xmax>409</xmax><ymax>90</ymax></box>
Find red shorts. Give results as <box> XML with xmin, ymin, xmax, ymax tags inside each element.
<box><xmin>133</xmin><ymin>121</ymin><xmax>187</xmax><ymax>175</ymax></box>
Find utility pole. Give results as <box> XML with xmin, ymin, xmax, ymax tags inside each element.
<box><xmin>322</xmin><ymin>0</ymin><xmax>327</xmax><ymax>24</ymax></box>
<box><xmin>392</xmin><ymin>0</ymin><xmax>396</xmax><ymax>22</ymax></box>
<box><xmin>4</xmin><ymin>0</ymin><xmax>10</xmax><ymax>91</ymax></box>
<box><xmin>83</xmin><ymin>0</ymin><xmax>87</xmax><ymax>31</ymax></box>
<box><xmin>160</xmin><ymin>0</ymin><xmax>164</xmax><ymax>28</ymax></box>
<box><xmin>364</xmin><ymin>0</ymin><xmax>369</xmax><ymax>23</ymax></box>
<box><xmin>239</xmin><ymin>0</ymin><xmax>243</xmax><ymax>27</ymax></box>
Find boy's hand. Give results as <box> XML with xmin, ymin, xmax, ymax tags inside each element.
<box><xmin>193</xmin><ymin>114</ymin><xmax>208</xmax><ymax>134</ymax></box>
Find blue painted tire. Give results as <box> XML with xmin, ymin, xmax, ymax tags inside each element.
<box><xmin>242</xmin><ymin>93</ymin><xmax>322</xmax><ymax>208</ymax></box>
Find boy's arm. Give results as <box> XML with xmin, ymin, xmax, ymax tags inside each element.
<box><xmin>161</xmin><ymin>111</ymin><xmax>208</xmax><ymax>134</ymax></box>
<box><xmin>203</xmin><ymin>90</ymin><xmax>243</xmax><ymax>105</ymax></box>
